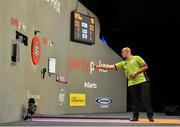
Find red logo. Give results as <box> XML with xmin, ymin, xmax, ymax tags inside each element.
<box><xmin>31</xmin><ymin>36</ymin><xmax>41</xmax><ymax>65</ymax></box>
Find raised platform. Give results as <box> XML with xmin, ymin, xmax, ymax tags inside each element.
<box><xmin>32</xmin><ymin>112</ymin><xmax>130</xmax><ymax>119</ymax></box>
<box><xmin>0</xmin><ymin>112</ymin><xmax>180</xmax><ymax>126</ymax></box>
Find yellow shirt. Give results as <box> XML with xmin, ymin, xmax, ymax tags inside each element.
<box><xmin>115</xmin><ymin>55</ymin><xmax>147</xmax><ymax>87</ymax></box>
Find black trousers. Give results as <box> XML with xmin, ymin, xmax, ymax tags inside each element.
<box><xmin>128</xmin><ymin>81</ymin><xmax>153</xmax><ymax>118</ymax></box>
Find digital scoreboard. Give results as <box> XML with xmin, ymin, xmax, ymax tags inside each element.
<box><xmin>71</xmin><ymin>11</ymin><xmax>95</xmax><ymax>45</ymax></box>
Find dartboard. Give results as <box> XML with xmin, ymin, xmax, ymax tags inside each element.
<box><xmin>31</xmin><ymin>36</ymin><xmax>41</xmax><ymax>65</ymax></box>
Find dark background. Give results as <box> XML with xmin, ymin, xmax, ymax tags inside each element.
<box><xmin>79</xmin><ymin>0</ymin><xmax>180</xmax><ymax>112</ymax></box>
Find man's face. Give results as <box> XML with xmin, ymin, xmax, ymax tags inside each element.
<box><xmin>121</xmin><ymin>49</ymin><xmax>127</xmax><ymax>59</ymax></box>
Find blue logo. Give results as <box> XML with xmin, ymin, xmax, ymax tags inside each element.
<box><xmin>96</xmin><ymin>97</ymin><xmax>113</xmax><ymax>105</ymax></box>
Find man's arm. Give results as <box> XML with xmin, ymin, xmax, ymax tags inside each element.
<box><xmin>130</xmin><ymin>64</ymin><xmax>148</xmax><ymax>78</ymax></box>
<box><xmin>137</xmin><ymin>64</ymin><xmax>148</xmax><ymax>74</ymax></box>
<box><xmin>94</xmin><ymin>64</ymin><xmax>116</xmax><ymax>70</ymax></box>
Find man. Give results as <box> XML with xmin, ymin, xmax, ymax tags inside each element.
<box><xmin>94</xmin><ymin>47</ymin><xmax>154</xmax><ymax>122</ymax></box>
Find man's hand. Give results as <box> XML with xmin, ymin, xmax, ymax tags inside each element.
<box><xmin>94</xmin><ymin>65</ymin><xmax>101</xmax><ymax>69</ymax></box>
<box><xmin>130</xmin><ymin>72</ymin><xmax>138</xmax><ymax>78</ymax></box>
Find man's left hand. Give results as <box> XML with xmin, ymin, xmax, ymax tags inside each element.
<box><xmin>130</xmin><ymin>72</ymin><xmax>138</xmax><ymax>78</ymax></box>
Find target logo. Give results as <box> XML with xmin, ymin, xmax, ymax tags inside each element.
<box><xmin>31</xmin><ymin>36</ymin><xmax>41</xmax><ymax>65</ymax></box>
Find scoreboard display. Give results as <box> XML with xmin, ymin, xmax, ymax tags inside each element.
<box><xmin>71</xmin><ymin>11</ymin><xmax>95</xmax><ymax>45</ymax></box>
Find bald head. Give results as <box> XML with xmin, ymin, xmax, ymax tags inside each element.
<box><xmin>122</xmin><ymin>47</ymin><xmax>131</xmax><ymax>53</ymax></box>
<box><xmin>121</xmin><ymin>47</ymin><xmax>132</xmax><ymax>59</ymax></box>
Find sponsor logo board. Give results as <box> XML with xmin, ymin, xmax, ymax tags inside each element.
<box><xmin>70</xmin><ymin>93</ymin><xmax>86</xmax><ymax>106</ymax></box>
<box><xmin>96</xmin><ymin>97</ymin><xmax>113</xmax><ymax>108</ymax></box>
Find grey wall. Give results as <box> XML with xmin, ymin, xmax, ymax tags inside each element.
<box><xmin>0</xmin><ymin>0</ymin><xmax>127</xmax><ymax>123</ymax></box>
<box><xmin>0</xmin><ymin>1</ymin><xmax>3</xmax><ymax>122</ymax></box>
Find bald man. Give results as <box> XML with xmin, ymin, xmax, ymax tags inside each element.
<box><xmin>95</xmin><ymin>47</ymin><xmax>154</xmax><ymax>122</ymax></box>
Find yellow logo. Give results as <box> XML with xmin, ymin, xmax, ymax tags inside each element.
<box><xmin>70</xmin><ymin>93</ymin><xmax>86</xmax><ymax>106</ymax></box>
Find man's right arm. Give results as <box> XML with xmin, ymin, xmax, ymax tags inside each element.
<box><xmin>94</xmin><ymin>64</ymin><xmax>116</xmax><ymax>70</ymax></box>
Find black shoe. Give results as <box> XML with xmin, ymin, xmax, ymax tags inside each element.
<box><xmin>148</xmin><ymin>117</ymin><xmax>154</xmax><ymax>122</ymax></box>
<box><xmin>129</xmin><ymin>116</ymin><xmax>139</xmax><ymax>121</ymax></box>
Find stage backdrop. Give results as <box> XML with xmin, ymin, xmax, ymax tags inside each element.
<box><xmin>0</xmin><ymin>0</ymin><xmax>127</xmax><ymax>123</ymax></box>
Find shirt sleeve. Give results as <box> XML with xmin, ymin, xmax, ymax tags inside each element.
<box><xmin>137</xmin><ymin>56</ymin><xmax>147</xmax><ymax>67</ymax></box>
<box><xmin>115</xmin><ymin>61</ymin><xmax>124</xmax><ymax>70</ymax></box>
